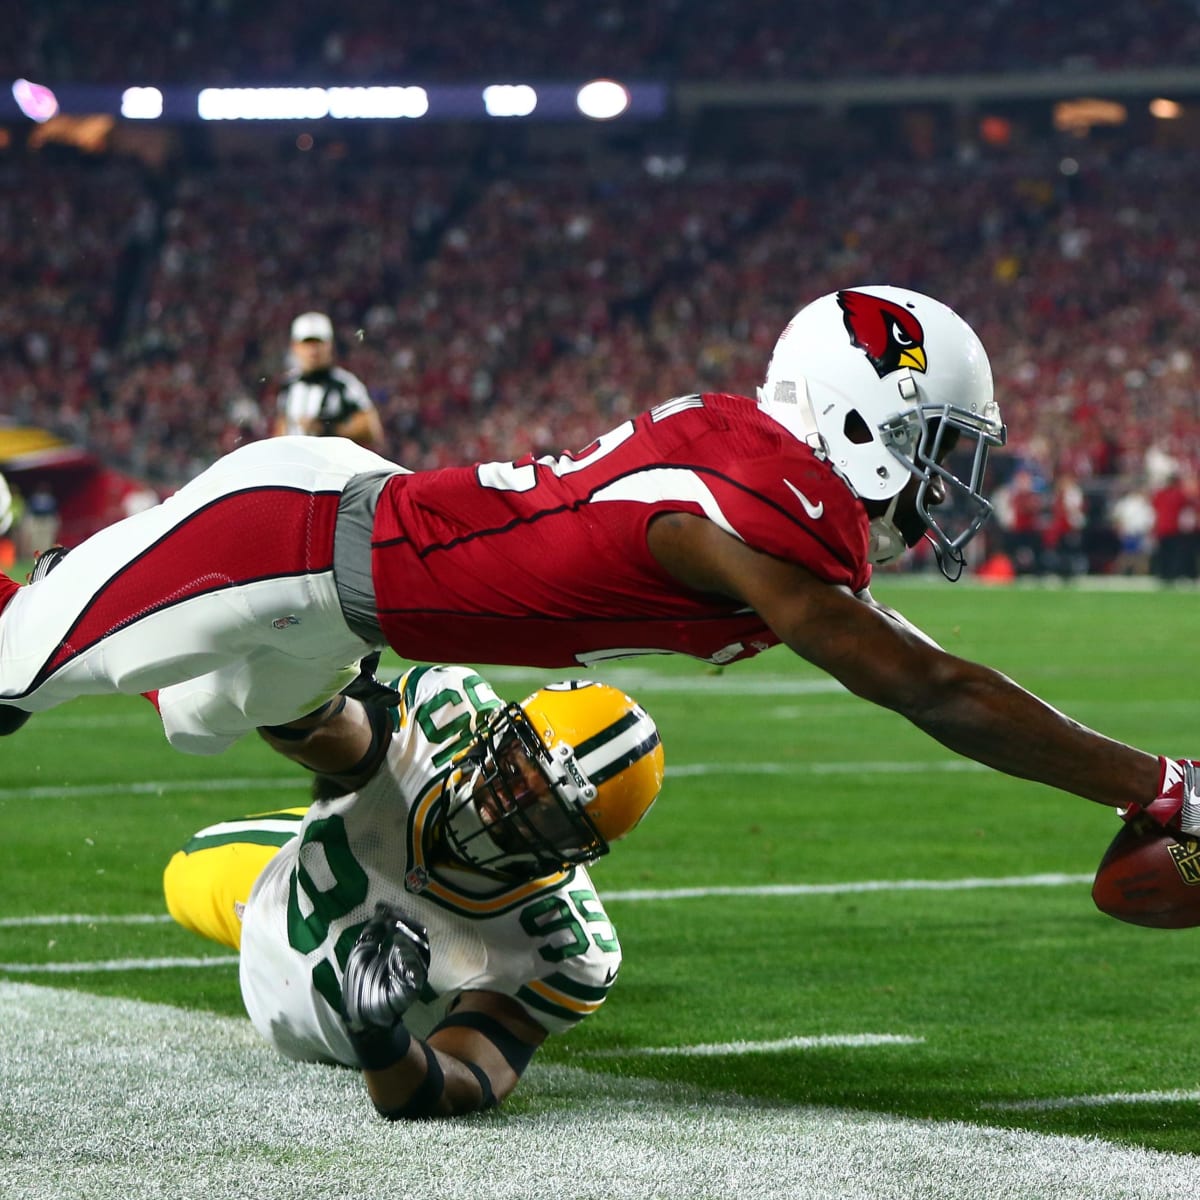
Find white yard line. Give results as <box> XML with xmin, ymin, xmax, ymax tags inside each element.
<box><xmin>0</xmin><ymin>912</ymin><xmax>174</xmax><ymax>928</ymax></box>
<box><xmin>0</xmin><ymin>758</ymin><xmax>989</xmax><ymax>801</ymax></box>
<box><xmin>0</xmin><ymin>955</ymin><xmax>236</xmax><ymax>973</ymax></box>
<box><xmin>988</xmin><ymin>1089</ymin><xmax>1200</xmax><ymax>1112</ymax></box>
<box><xmin>604</xmin><ymin>873</ymin><xmax>1091</xmax><ymax>902</ymax></box>
<box><xmin>0</xmin><ymin>777</ymin><xmax>301</xmax><ymax>800</ymax></box>
<box><xmin>585</xmin><ymin>1033</ymin><xmax>925</xmax><ymax>1057</ymax></box>
<box><xmin>0</xmin><ymin>872</ymin><xmax>1091</xmax><ymax>933</ymax></box>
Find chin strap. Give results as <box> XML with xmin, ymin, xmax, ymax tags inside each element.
<box><xmin>869</xmin><ymin>501</ymin><xmax>967</xmax><ymax>582</ymax></box>
<box><xmin>929</xmin><ymin>534</ymin><xmax>966</xmax><ymax>582</ymax></box>
<box><xmin>867</xmin><ymin>497</ymin><xmax>905</xmax><ymax>566</ymax></box>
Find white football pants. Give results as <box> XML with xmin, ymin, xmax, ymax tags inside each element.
<box><xmin>0</xmin><ymin>437</ymin><xmax>401</xmax><ymax>754</ymax></box>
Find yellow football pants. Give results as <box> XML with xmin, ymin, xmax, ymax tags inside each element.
<box><xmin>163</xmin><ymin>808</ymin><xmax>308</xmax><ymax>950</ymax></box>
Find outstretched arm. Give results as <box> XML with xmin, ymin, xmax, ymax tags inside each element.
<box><xmin>647</xmin><ymin>512</ymin><xmax>1160</xmax><ymax>811</ymax></box>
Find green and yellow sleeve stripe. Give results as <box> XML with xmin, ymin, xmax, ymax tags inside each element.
<box><xmin>516</xmin><ymin>971</ymin><xmax>615</xmax><ymax>1026</ymax></box>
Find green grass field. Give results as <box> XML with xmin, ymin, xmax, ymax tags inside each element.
<box><xmin>5</xmin><ymin>579</ymin><xmax>1200</xmax><ymax>1191</ymax></box>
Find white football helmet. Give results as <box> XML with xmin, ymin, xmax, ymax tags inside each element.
<box><xmin>758</xmin><ymin>286</ymin><xmax>1006</xmax><ymax>579</ymax></box>
<box><xmin>442</xmin><ymin>681</ymin><xmax>664</xmax><ymax>879</ymax></box>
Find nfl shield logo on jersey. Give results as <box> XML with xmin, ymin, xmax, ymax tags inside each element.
<box><xmin>271</xmin><ymin>615</ymin><xmax>300</xmax><ymax>630</ymax></box>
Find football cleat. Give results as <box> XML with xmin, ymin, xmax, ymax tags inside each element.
<box><xmin>27</xmin><ymin>544</ymin><xmax>68</xmax><ymax>584</ymax></box>
<box><xmin>0</xmin><ymin>705</ymin><xmax>30</xmax><ymax>735</ymax></box>
<box><xmin>1</xmin><ymin>545</ymin><xmax>69</xmax><ymax>735</ymax></box>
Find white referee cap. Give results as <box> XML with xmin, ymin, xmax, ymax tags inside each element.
<box><xmin>290</xmin><ymin>311</ymin><xmax>334</xmax><ymax>342</ymax></box>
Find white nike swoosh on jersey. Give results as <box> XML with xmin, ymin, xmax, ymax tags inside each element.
<box><xmin>783</xmin><ymin>479</ymin><xmax>824</xmax><ymax>519</ymax></box>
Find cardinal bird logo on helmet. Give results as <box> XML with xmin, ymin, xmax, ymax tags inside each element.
<box><xmin>837</xmin><ymin>290</ymin><xmax>928</xmax><ymax>379</ymax></box>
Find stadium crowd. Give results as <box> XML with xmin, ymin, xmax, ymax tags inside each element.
<box><xmin>8</xmin><ymin>0</ymin><xmax>1197</xmax><ymax>84</ymax></box>
<box><xmin>5</xmin><ymin>96</ymin><xmax>1200</xmax><ymax>577</ymax></box>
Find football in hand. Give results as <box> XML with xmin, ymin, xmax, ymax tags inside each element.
<box><xmin>1092</xmin><ymin>816</ymin><xmax>1200</xmax><ymax>929</ymax></box>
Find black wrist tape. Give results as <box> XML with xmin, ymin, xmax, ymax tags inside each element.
<box><xmin>261</xmin><ymin>696</ymin><xmax>347</xmax><ymax>741</ymax></box>
<box><xmin>350</xmin><ymin>1021</ymin><xmax>412</xmax><ymax>1072</ymax></box>
<box><xmin>321</xmin><ymin>699</ymin><xmax>393</xmax><ymax>792</ymax></box>
<box><xmin>464</xmin><ymin>1061</ymin><xmax>497</xmax><ymax>1110</ymax></box>
<box><xmin>396</xmin><ymin>1041</ymin><xmax>445</xmax><ymax>1120</ymax></box>
<box><xmin>431</xmin><ymin>1010</ymin><xmax>537</xmax><ymax>1075</ymax></box>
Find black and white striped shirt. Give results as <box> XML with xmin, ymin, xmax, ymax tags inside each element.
<box><xmin>276</xmin><ymin>365</ymin><xmax>375</xmax><ymax>436</ymax></box>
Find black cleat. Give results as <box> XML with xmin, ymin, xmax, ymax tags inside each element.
<box><xmin>0</xmin><ymin>706</ymin><xmax>30</xmax><ymax>735</ymax></box>
<box><xmin>27</xmin><ymin>544</ymin><xmax>68</xmax><ymax>584</ymax></box>
<box><xmin>1</xmin><ymin>546</ymin><xmax>69</xmax><ymax>734</ymax></box>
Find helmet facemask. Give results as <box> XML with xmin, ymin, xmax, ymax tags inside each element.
<box><xmin>874</xmin><ymin>397</ymin><xmax>1007</xmax><ymax>581</ymax></box>
<box><xmin>441</xmin><ymin>704</ymin><xmax>607</xmax><ymax>879</ymax></box>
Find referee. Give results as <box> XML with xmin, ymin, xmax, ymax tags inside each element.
<box><xmin>273</xmin><ymin>312</ymin><xmax>385</xmax><ymax>452</ymax></box>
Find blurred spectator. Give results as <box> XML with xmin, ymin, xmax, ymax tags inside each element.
<box><xmin>1109</xmin><ymin>479</ymin><xmax>1155</xmax><ymax>576</ymax></box>
<box><xmin>993</xmin><ymin>467</ymin><xmax>1047</xmax><ymax>577</ymax></box>
<box><xmin>1043</xmin><ymin>474</ymin><xmax>1088</xmax><ymax>580</ymax></box>
<box><xmin>271</xmin><ymin>311</ymin><xmax>385</xmax><ymax>452</ymax></box>
<box><xmin>20</xmin><ymin>483</ymin><xmax>60</xmax><ymax>558</ymax></box>
<box><xmin>1150</xmin><ymin>473</ymin><xmax>1199</xmax><ymax>583</ymax></box>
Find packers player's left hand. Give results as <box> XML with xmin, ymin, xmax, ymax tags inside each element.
<box><xmin>342</xmin><ymin>903</ymin><xmax>431</xmax><ymax>1033</ymax></box>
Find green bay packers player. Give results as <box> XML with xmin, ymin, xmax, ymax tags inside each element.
<box><xmin>164</xmin><ymin>667</ymin><xmax>663</xmax><ymax>1120</ymax></box>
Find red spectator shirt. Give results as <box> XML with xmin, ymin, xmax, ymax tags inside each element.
<box><xmin>369</xmin><ymin>392</ymin><xmax>871</xmax><ymax>668</ymax></box>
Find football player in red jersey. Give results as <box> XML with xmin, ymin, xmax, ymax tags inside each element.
<box><xmin>0</xmin><ymin>285</ymin><xmax>1191</xmax><ymax>835</ymax></box>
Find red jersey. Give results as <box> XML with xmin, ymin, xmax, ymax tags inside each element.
<box><xmin>370</xmin><ymin>392</ymin><xmax>871</xmax><ymax>668</ymax></box>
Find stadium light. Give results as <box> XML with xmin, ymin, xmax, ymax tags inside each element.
<box><xmin>197</xmin><ymin>86</ymin><xmax>429</xmax><ymax>121</ymax></box>
<box><xmin>121</xmin><ymin>87</ymin><xmax>163</xmax><ymax>120</ymax></box>
<box><xmin>576</xmin><ymin>79</ymin><xmax>630</xmax><ymax>120</ymax></box>
<box><xmin>327</xmin><ymin>87</ymin><xmax>429</xmax><ymax>119</ymax></box>
<box><xmin>1150</xmin><ymin>98</ymin><xmax>1183</xmax><ymax>120</ymax></box>
<box><xmin>482</xmin><ymin>84</ymin><xmax>538</xmax><ymax>118</ymax></box>
<box><xmin>12</xmin><ymin>79</ymin><xmax>59</xmax><ymax>123</ymax></box>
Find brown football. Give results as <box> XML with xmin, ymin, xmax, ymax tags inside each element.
<box><xmin>1092</xmin><ymin>816</ymin><xmax>1200</xmax><ymax>929</ymax></box>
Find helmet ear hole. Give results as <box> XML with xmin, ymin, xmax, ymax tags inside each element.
<box><xmin>843</xmin><ymin>409</ymin><xmax>874</xmax><ymax>445</ymax></box>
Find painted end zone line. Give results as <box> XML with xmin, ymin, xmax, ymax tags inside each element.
<box><xmin>585</xmin><ymin>1033</ymin><xmax>924</xmax><ymax>1057</ymax></box>
<box><xmin>604</xmin><ymin>873</ymin><xmax>1092</xmax><ymax>902</ymax></box>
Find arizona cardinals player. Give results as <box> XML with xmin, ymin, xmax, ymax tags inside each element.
<box><xmin>0</xmin><ymin>285</ymin><xmax>1191</xmax><ymax>841</ymax></box>
<box><xmin>164</xmin><ymin>667</ymin><xmax>662</xmax><ymax>1119</ymax></box>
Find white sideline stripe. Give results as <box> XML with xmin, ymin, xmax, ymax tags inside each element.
<box><xmin>0</xmin><ymin>873</ymin><xmax>1093</xmax><ymax>930</ymax></box>
<box><xmin>988</xmin><ymin>1089</ymin><xmax>1200</xmax><ymax>1112</ymax></box>
<box><xmin>0</xmin><ymin>955</ymin><xmax>237</xmax><ymax>974</ymax></box>
<box><xmin>604</xmin><ymin>873</ymin><xmax>1092</xmax><ymax>902</ymax></box>
<box><xmin>586</xmin><ymin>1034</ymin><xmax>924</xmax><ymax>1057</ymax></box>
<box><xmin>0</xmin><ymin>759</ymin><xmax>985</xmax><ymax>800</ymax></box>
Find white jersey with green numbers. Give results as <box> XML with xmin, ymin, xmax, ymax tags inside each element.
<box><xmin>238</xmin><ymin>665</ymin><xmax>622</xmax><ymax>1066</ymax></box>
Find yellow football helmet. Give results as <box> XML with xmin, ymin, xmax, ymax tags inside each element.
<box><xmin>442</xmin><ymin>680</ymin><xmax>664</xmax><ymax>878</ymax></box>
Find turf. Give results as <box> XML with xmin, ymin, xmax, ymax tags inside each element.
<box><xmin>5</xmin><ymin>580</ymin><xmax>1200</xmax><ymax>1155</ymax></box>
